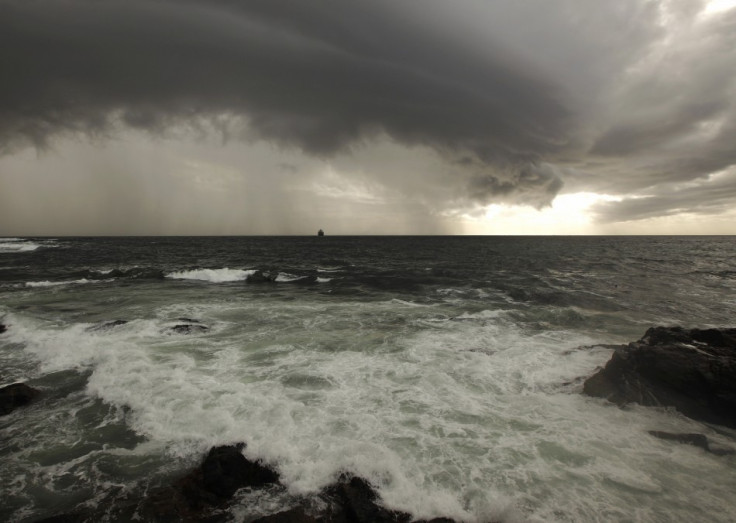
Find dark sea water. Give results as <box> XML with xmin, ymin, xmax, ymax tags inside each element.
<box><xmin>1</xmin><ymin>236</ymin><xmax>735</xmax><ymax>522</ymax></box>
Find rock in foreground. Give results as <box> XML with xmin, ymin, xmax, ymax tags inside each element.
<box><xmin>584</xmin><ymin>326</ymin><xmax>736</xmax><ymax>428</ymax></box>
<box><xmin>0</xmin><ymin>382</ymin><xmax>41</xmax><ymax>416</ymax></box>
<box><xmin>141</xmin><ymin>443</ymin><xmax>279</xmax><ymax>520</ymax></box>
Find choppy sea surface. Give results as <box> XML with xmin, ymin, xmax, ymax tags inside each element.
<box><xmin>1</xmin><ymin>236</ymin><xmax>735</xmax><ymax>522</ymax></box>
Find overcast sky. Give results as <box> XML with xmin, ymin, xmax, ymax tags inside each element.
<box><xmin>1</xmin><ymin>0</ymin><xmax>736</xmax><ymax>235</ymax></box>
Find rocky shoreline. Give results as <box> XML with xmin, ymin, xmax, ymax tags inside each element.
<box><xmin>583</xmin><ymin>326</ymin><xmax>736</xmax><ymax>428</ymax></box>
<box><xmin>2</xmin><ymin>323</ymin><xmax>735</xmax><ymax>522</ymax></box>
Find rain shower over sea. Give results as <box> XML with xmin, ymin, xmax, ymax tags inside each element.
<box><xmin>1</xmin><ymin>236</ymin><xmax>735</xmax><ymax>522</ymax></box>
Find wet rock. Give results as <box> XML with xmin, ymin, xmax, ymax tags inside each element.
<box><xmin>0</xmin><ymin>323</ymin><xmax>6</xmax><ymax>333</ymax></box>
<box><xmin>583</xmin><ymin>326</ymin><xmax>736</xmax><ymax>428</ymax></box>
<box><xmin>0</xmin><ymin>382</ymin><xmax>41</xmax><ymax>416</ymax></box>
<box><xmin>246</xmin><ymin>270</ymin><xmax>279</xmax><ymax>283</ymax></box>
<box><xmin>140</xmin><ymin>443</ymin><xmax>279</xmax><ymax>520</ymax></box>
<box><xmin>170</xmin><ymin>324</ymin><xmax>209</xmax><ymax>334</ymax></box>
<box><xmin>321</xmin><ymin>475</ymin><xmax>412</xmax><ymax>523</ymax></box>
<box><xmin>138</xmin><ymin>444</ymin><xmax>467</xmax><ymax>523</ymax></box>
<box><xmin>201</xmin><ymin>444</ymin><xmax>279</xmax><ymax>497</ymax></box>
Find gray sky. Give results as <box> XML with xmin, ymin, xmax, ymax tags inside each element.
<box><xmin>1</xmin><ymin>0</ymin><xmax>736</xmax><ymax>235</ymax></box>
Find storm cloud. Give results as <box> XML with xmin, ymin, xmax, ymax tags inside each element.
<box><xmin>1</xmin><ymin>0</ymin><xmax>736</xmax><ymax>228</ymax></box>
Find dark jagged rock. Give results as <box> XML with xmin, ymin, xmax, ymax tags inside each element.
<box><xmin>202</xmin><ymin>444</ymin><xmax>279</xmax><ymax>497</ymax></box>
<box><xmin>246</xmin><ymin>270</ymin><xmax>279</xmax><ymax>283</ymax></box>
<box><xmin>0</xmin><ymin>323</ymin><xmax>6</xmax><ymax>333</ymax></box>
<box><xmin>583</xmin><ymin>326</ymin><xmax>736</xmax><ymax>428</ymax></box>
<box><xmin>0</xmin><ymin>382</ymin><xmax>41</xmax><ymax>416</ymax></box>
<box><xmin>170</xmin><ymin>324</ymin><xmax>209</xmax><ymax>334</ymax></box>
<box><xmin>140</xmin><ymin>443</ymin><xmax>279</xmax><ymax>520</ymax></box>
<box><xmin>136</xmin><ymin>443</ymin><xmax>464</xmax><ymax>523</ymax></box>
<box><xmin>321</xmin><ymin>475</ymin><xmax>412</xmax><ymax>523</ymax></box>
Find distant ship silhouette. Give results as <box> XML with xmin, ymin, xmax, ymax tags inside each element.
<box><xmin>317</xmin><ymin>229</ymin><xmax>325</xmax><ymax>236</ymax></box>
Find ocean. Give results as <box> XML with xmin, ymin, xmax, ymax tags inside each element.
<box><xmin>1</xmin><ymin>236</ymin><xmax>735</xmax><ymax>522</ymax></box>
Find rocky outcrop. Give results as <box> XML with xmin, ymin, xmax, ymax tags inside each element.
<box><xmin>139</xmin><ymin>445</ymin><xmax>465</xmax><ymax>523</ymax></box>
<box><xmin>253</xmin><ymin>474</ymin><xmax>459</xmax><ymax>523</ymax></box>
<box><xmin>170</xmin><ymin>323</ymin><xmax>209</xmax><ymax>334</ymax></box>
<box><xmin>140</xmin><ymin>443</ymin><xmax>279</xmax><ymax>520</ymax></box>
<box><xmin>583</xmin><ymin>326</ymin><xmax>736</xmax><ymax>428</ymax></box>
<box><xmin>0</xmin><ymin>382</ymin><xmax>40</xmax><ymax>416</ymax></box>
<box><xmin>246</xmin><ymin>270</ymin><xmax>279</xmax><ymax>283</ymax></box>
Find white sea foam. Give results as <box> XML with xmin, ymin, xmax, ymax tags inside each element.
<box><xmin>166</xmin><ymin>268</ymin><xmax>256</xmax><ymax>283</ymax></box>
<box><xmin>6</xmin><ymin>299</ymin><xmax>736</xmax><ymax>522</ymax></box>
<box><xmin>0</xmin><ymin>241</ymin><xmax>39</xmax><ymax>253</ymax></box>
<box><xmin>275</xmin><ymin>272</ymin><xmax>304</xmax><ymax>282</ymax></box>
<box><xmin>0</xmin><ymin>238</ymin><xmax>58</xmax><ymax>253</ymax></box>
<box><xmin>316</xmin><ymin>277</ymin><xmax>332</xmax><ymax>283</ymax></box>
<box><xmin>25</xmin><ymin>278</ymin><xmax>98</xmax><ymax>288</ymax></box>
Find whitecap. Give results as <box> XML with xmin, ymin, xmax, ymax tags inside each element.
<box><xmin>275</xmin><ymin>272</ymin><xmax>305</xmax><ymax>282</ymax></box>
<box><xmin>25</xmin><ymin>279</ymin><xmax>97</xmax><ymax>288</ymax></box>
<box><xmin>166</xmin><ymin>268</ymin><xmax>256</xmax><ymax>283</ymax></box>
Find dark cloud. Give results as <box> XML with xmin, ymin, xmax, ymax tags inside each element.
<box><xmin>0</xmin><ymin>1</ymin><xmax>570</xmax><ymax>192</ymax></box>
<box><xmin>1</xmin><ymin>0</ymin><xmax>735</xmax><ymax>225</ymax></box>
<box><xmin>592</xmin><ymin>168</ymin><xmax>736</xmax><ymax>222</ymax></box>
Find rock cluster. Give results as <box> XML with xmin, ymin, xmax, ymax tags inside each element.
<box><xmin>140</xmin><ymin>444</ymin><xmax>458</xmax><ymax>522</ymax></box>
<box><xmin>0</xmin><ymin>382</ymin><xmax>40</xmax><ymax>416</ymax></box>
<box><xmin>583</xmin><ymin>326</ymin><xmax>736</xmax><ymax>428</ymax></box>
<box><xmin>141</xmin><ymin>443</ymin><xmax>279</xmax><ymax>520</ymax></box>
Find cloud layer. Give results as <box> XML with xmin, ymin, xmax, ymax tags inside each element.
<box><xmin>1</xmin><ymin>0</ymin><xmax>735</xmax><ymax>226</ymax></box>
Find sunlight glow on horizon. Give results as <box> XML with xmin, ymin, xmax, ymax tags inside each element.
<box><xmin>459</xmin><ymin>192</ymin><xmax>622</xmax><ymax>235</ymax></box>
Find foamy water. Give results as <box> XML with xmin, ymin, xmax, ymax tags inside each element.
<box><xmin>1</xmin><ymin>236</ymin><xmax>735</xmax><ymax>522</ymax></box>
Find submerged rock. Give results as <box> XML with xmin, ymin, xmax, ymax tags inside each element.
<box><xmin>583</xmin><ymin>326</ymin><xmax>736</xmax><ymax>428</ymax></box>
<box><xmin>170</xmin><ymin>323</ymin><xmax>209</xmax><ymax>334</ymax></box>
<box><xmin>0</xmin><ymin>382</ymin><xmax>40</xmax><ymax>416</ymax></box>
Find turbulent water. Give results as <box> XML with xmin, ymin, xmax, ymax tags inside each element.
<box><xmin>1</xmin><ymin>236</ymin><xmax>735</xmax><ymax>522</ymax></box>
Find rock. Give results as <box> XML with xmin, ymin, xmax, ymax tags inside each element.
<box><xmin>321</xmin><ymin>475</ymin><xmax>412</xmax><ymax>523</ymax></box>
<box><xmin>246</xmin><ymin>270</ymin><xmax>279</xmax><ymax>283</ymax></box>
<box><xmin>0</xmin><ymin>323</ymin><xmax>6</xmax><ymax>334</ymax></box>
<box><xmin>140</xmin><ymin>443</ymin><xmax>279</xmax><ymax>520</ymax></box>
<box><xmin>0</xmin><ymin>382</ymin><xmax>41</xmax><ymax>416</ymax></box>
<box><xmin>201</xmin><ymin>444</ymin><xmax>279</xmax><ymax>498</ymax></box>
<box><xmin>583</xmin><ymin>326</ymin><xmax>736</xmax><ymax>428</ymax></box>
<box><xmin>170</xmin><ymin>324</ymin><xmax>209</xmax><ymax>334</ymax></box>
